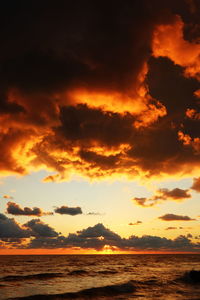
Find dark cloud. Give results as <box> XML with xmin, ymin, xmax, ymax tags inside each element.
<box><xmin>26</xmin><ymin>223</ymin><xmax>122</xmax><ymax>250</ymax></box>
<box><xmin>159</xmin><ymin>214</ymin><xmax>195</xmax><ymax>221</ymax></box>
<box><xmin>133</xmin><ymin>188</ymin><xmax>191</xmax><ymax>207</ymax></box>
<box><xmin>191</xmin><ymin>177</ymin><xmax>200</xmax><ymax>192</ymax></box>
<box><xmin>0</xmin><ymin>0</ymin><xmax>198</xmax><ymax>180</ymax></box>
<box><xmin>77</xmin><ymin>223</ymin><xmax>121</xmax><ymax>240</ymax></box>
<box><xmin>133</xmin><ymin>197</ymin><xmax>154</xmax><ymax>207</ymax></box>
<box><xmin>187</xmin><ymin>233</ymin><xmax>193</xmax><ymax>238</ymax></box>
<box><xmin>6</xmin><ymin>202</ymin><xmax>52</xmax><ymax>216</ymax></box>
<box><xmin>24</xmin><ymin>219</ymin><xmax>58</xmax><ymax>237</ymax></box>
<box><xmin>57</xmin><ymin>104</ymin><xmax>134</xmax><ymax>148</ymax></box>
<box><xmin>159</xmin><ymin>188</ymin><xmax>191</xmax><ymax>199</ymax></box>
<box><xmin>0</xmin><ymin>213</ymin><xmax>30</xmax><ymax>238</ymax></box>
<box><xmin>129</xmin><ymin>221</ymin><xmax>142</xmax><ymax>225</ymax></box>
<box><xmin>0</xmin><ymin>218</ymin><xmax>199</xmax><ymax>252</ymax></box>
<box><xmin>124</xmin><ymin>234</ymin><xmax>195</xmax><ymax>251</ymax></box>
<box><xmin>147</xmin><ymin>57</ymin><xmax>199</xmax><ymax>116</ymax></box>
<box><xmin>54</xmin><ymin>206</ymin><xmax>82</xmax><ymax>216</ymax></box>
<box><xmin>27</xmin><ymin>223</ymin><xmax>199</xmax><ymax>252</ymax></box>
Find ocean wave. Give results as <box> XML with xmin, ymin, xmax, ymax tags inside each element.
<box><xmin>1</xmin><ymin>273</ymin><xmax>63</xmax><ymax>282</ymax></box>
<box><xmin>10</xmin><ymin>280</ymin><xmax>136</xmax><ymax>299</ymax></box>
<box><xmin>97</xmin><ymin>270</ymin><xmax>118</xmax><ymax>275</ymax></box>
<box><xmin>68</xmin><ymin>269</ymin><xmax>88</xmax><ymax>275</ymax></box>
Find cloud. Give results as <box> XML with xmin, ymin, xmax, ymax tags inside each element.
<box><xmin>158</xmin><ymin>188</ymin><xmax>191</xmax><ymax>199</ymax></box>
<box><xmin>54</xmin><ymin>206</ymin><xmax>82</xmax><ymax>216</ymax></box>
<box><xmin>27</xmin><ymin>223</ymin><xmax>122</xmax><ymax>250</ymax></box>
<box><xmin>132</xmin><ymin>197</ymin><xmax>151</xmax><ymax>207</ymax></box>
<box><xmin>191</xmin><ymin>177</ymin><xmax>200</xmax><ymax>192</ymax></box>
<box><xmin>165</xmin><ymin>226</ymin><xmax>192</xmax><ymax>230</ymax></box>
<box><xmin>158</xmin><ymin>214</ymin><xmax>195</xmax><ymax>221</ymax></box>
<box><xmin>152</xmin><ymin>15</ymin><xmax>200</xmax><ymax>80</ymax></box>
<box><xmin>77</xmin><ymin>223</ymin><xmax>121</xmax><ymax>240</ymax></box>
<box><xmin>0</xmin><ymin>1</ymin><xmax>199</xmax><ymax>181</ymax></box>
<box><xmin>125</xmin><ymin>234</ymin><xmax>198</xmax><ymax>251</ymax></box>
<box><xmin>2</xmin><ymin>195</ymin><xmax>13</xmax><ymax>199</ymax></box>
<box><xmin>42</xmin><ymin>174</ymin><xmax>61</xmax><ymax>183</ymax></box>
<box><xmin>165</xmin><ymin>227</ymin><xmax>177</xmax><ymax>230</ymax></box>
<box><xmin>0</xmin><ymin>218</ymin><xmax>199</xmax><ymax>252</ymax></box>
<box><xmin>24</xmin><ymin>219</ymin><xmax>59</xmax><ymax>237</ymax></box>
<box><xmin>6</xmin><ymin>202</ymin><xmax>53</xmax><ymax>216</ymax></box>
<box><xmin>0</xmin><ymin>213</ymin><xmax>30</xmax><ymax>238</ymax></box>
<box><xmin>86</xmin><ymin>212</ymin><xmax>103</xmax><ymax>216</ymax></box>
<box><xmin>133</xmin><ymin>188</ymin><xmax>191</xmax><ymax>207</ymax></box>
<box><xmin>187</xmin><ymin>233</ymin><xmax>193</xmax><ymax>238</ymax></box>
<box><xmin>129</xmin><ymin>221</ymin><xmax>142</xmax><ymax>225</ymax></box>
<box><xmin>27</xmin><ymin>223</ymin><xmax>200</xmax><ymax>252</ymax></box>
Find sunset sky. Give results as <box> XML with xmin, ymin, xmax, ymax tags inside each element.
<box><xmin>0</xmin><ymin>0</ymin><xmax>200</xmax><ymax>254</ymax></box>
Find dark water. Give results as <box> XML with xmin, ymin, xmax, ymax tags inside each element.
<box><xmin>0</xmin><ymin>254</ymin><xmax>199</xmax><ymax>299</ymax></box>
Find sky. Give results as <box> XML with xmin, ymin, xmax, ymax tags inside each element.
<box><xmin>0</xmin><ymin>0</ymin><xmax>200</xmax><ymax>254</ymax></box>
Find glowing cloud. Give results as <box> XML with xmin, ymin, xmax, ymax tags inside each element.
<box><xmin>133</xmin><ymin>188</ymin><xmax>191</xmax><ymax>207</ymax></box>
<box><xmin>152</xmin><ymin>15</ymin><xmax>200</xmax><ymax>80</ymax></box>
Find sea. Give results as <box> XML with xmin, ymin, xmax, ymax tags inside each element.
<box><xmin>0</xmin><ymin>254</ymin><xmax>199</xmax><ymax>300</ymax></box>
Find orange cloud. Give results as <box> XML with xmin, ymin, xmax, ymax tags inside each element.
<box><xmin>186</xmin><ymin>108</ymin><xmax>200</xmax><ymax>120</ymax></box>
<box><xmin>0</xmin><ymin>2</ymin><xmax>199</xmax><ymax>182</ymax></box>
<box><xmin>178</xmin><ymin>131</ymin><xmax>200</xmax><ymax>154</ymax></box>
<box><xmin>194</xmin><ymin>89</ymin><xmax>200</xmax><ymax>98</ymax></box>
<box><xmin>152</xmin><ymin>15</ymin><xmax>200</xmax><ymax>80</ymax></box>
<box><xmin>191</xmin><ymin>177</ymin><xmax>200</xmax><ymax>192</ymax></box>
<box><xmin>133</xmin><ymin>188</ymin><xmax>191</xmax><ymax>207</ymax></box>
<box><xmin>3</xmin><ymin>195</ymin><xmax>13</xmax><ymax>199</ymax></box>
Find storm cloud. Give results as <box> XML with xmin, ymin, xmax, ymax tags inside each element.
<box><xmin>0</xmin><ymin>1</ymin><xmax>199</xmax><ymax>181</ymax></box>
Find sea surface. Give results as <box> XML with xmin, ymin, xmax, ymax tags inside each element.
<box><xmin>0</xmin><ymin>254</ymin><xmax>199</xmax><ymax>299</ymax></box>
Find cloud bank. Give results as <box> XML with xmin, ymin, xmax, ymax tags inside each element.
<box><xmin>0</xmin><ymin>215</ymin><xmax>199</xmax><ymax>252</ymax></box>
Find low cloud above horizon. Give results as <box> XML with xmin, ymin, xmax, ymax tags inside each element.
<box><xmin>0</xmin><ymin>215</ymin><xmax>199</xmax><ymax>253</ymax></box>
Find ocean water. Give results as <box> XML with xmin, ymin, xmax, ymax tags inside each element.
<box><xmin>0</xmin><ymin>254</ymin><xmax>199</xmax><ymax>299</ymax></box>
